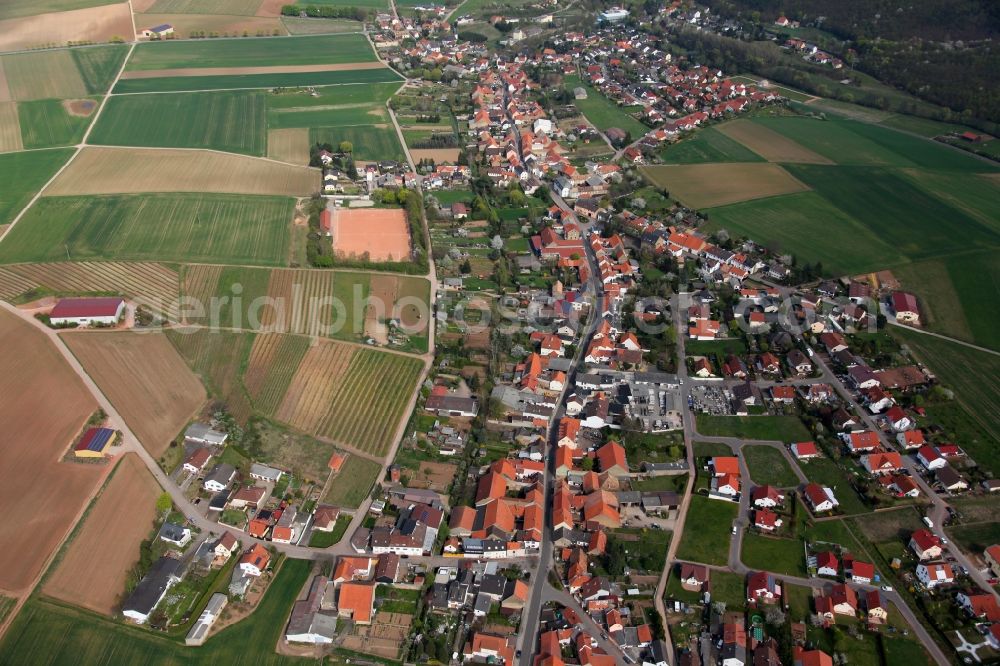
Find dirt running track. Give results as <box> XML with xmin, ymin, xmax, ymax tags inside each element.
<box><xmin>42</xmin><ymin>453</ymin><xmax>162</xmax><ymax>615</ymax></box>
<box><xmin>62</xmin><ymin>331</ymin><xmax>207</xmax><ymax>458</ymax></box>
<box><xmin>0</xmin><ymin>308</ymin><xmax>105</xmax><ymax>598</ymax></box>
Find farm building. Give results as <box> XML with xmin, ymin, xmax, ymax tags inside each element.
<box><xmin>185</xmin><ymin>593</ymin><xmax>227</xmax><ymax>646</ymax></box>
<box><xmin>250</xmin><ymin>463</ymin><xmax>283</xmax><ymax>484</ymax></box>
<box><xmin>122</xmin><ymin>556</ymin><xmax>183</xmax><ymax>624</ymax></box>
<box><xmin>140</xmin><ymin>24</ymin><xmax>174</xmax><ymax>39</ymax></box>
<box><xmin>285</xmin><ymin>575</ymin><xmax>338</xmax><ymax>644</ymax></box>
<box><xmin>184</xmin><ymin>423</ymin><xmax>228</xmax><ymax>447</ymax></box>
<box><xmin>73</xmin><ymin>427</ymin><xmax>117</xmax><ymax>458</ymax></box>
<box><xmin>49</xmin><ymin>297</ymin><xmax>125</xmax><ymax>327</ymax></box>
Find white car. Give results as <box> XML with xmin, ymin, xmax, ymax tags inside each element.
<box><xmin>732</xmin><ymin>524</ymin><xmax>738</xmax><ymax>535</ymax></box>
<box><xmin>882</xmin><ymin>585</ymin><xmax>893</xmax><ymax>592</ymax></box>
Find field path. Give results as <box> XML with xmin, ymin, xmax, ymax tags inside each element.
<box><xmin>0</xmin><ymin>41</ymin><xmax>136</xmax><ymax>246</ymax></box>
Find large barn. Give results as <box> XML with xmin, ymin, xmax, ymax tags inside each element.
<box><xmin>73</xmin><ymin>427</ymin><xmax>117</xmax><ymax>458</ymax></box>
<box><xmin>49</xmin><ymin>297</ymin><xmax>125</xmax><ymax>326</ymax></box>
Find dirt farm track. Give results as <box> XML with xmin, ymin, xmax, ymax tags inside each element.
<box><xmin>42</xmin><ymin>453</ymin><xmax>161</xmax><ymax>616</ymax></box>
<box><xmin>0</xmin><ymin>308</ymin><xmax>105</xmax><ymax>598</ymax></box>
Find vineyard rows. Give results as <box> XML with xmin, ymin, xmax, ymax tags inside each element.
<box><xmin>243</xmin><ymin>332</ymin><xmax>311</xmax><ymax>416</ymax></box>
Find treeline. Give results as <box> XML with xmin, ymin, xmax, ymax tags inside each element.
<box><xmin>280</xmin><ymin>4</ymin><xmax>370</xmax><ymax>21</ymax></box>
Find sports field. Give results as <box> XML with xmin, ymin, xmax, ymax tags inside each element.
<box><xmin>63</xmin><ymin>331</ymin><xmax>207</xmax><ymax>458</ymax></box>
<box><xmin>333</xmin><ymin>208</ymin><xmax>411</xmax><ymax>262</ymax></box>
<box><xmin>0</xmin><ymin>193</ymin><xmax>295</xmax><ymax>266</ymax></box>
<box><xmin>0</xmin><ymin>308</ymin><xmax>103</xmax><ymax>598</ymax></box>
<box><xmin>277</xmin><ymin>341</ymin><xmax>424</xmax><ymax>456</ymax></box>
<box><xmin>113</xmin><ymin>67</ymin><xmax>401</xmax><ymax>93</ymax></box>
<box><xmin>0</xmin><ymin>149</ymin><xmax>71</xmax><ymax>226</ymax></box>
<box><xmin>42</xmin><ymin>453</ymin><xmax>161</xmax><ymax>616</ymax></box>
<box><xmin>126</xmin><ymin>33</ymin><xmax>376</xmax><ymax>71</ymax></box>
<box><xmin>660</xmin><ymin>125</ymin><xmax>764</xmax><ymax>164</ymax></box>
<box><xmin>640</xmin><ymin>163</ymin><xmax>809</xmax><ymax>208</ymax></box>
<box><xmin>89</xmin><ymin>91</ymin><xmax>266</xmax><ymax>156</ymax></box>
<box><xmin>0</xmin><ymin>558</ymin><xmax>312</xmax><ymax>666</ymax></box>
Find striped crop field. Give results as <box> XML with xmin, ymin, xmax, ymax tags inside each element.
<box><xmin>275</xmin><ymin>340</ymin><xmax>423</xmax><ymax>457</ymax></box>
<box><xmin>243</xmin><ymin>333</ymin><xmax>311</xmax><ymax>416</ymax></box>
<box><xmin>164</xmin><ymin>328</ymin><xmax>255</xmax><ymax>423</ymax></box>
<box><xmin>4</xmin><ymin>262</ymin><xmax>180</xmax><ymax>319</ymax></box>
<box><xmin>0</xmin><ymin>266</ymin><xmax>38</xmax><ymax>300</ymax></box>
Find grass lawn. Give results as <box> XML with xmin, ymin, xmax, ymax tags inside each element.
<box><xmin>696</xmin><ymin>415</ymin><xmax>810</xmax><ymax>442</ymax></box>
<box><xmin>0</xmin><ymin>559</ymin><xmax>312</xmax><ymax>665</ymax></box>
<box><xmin>741</xmin><ymin>532</ymin><xmax>807</xmax><ymax>576</ymax></box>
<box><xmin>126</xmin><ymin>33</ymin><xmax>376</xmax><ymax>71</ymax></box>
<box><xmin>801</xmin><ymin>458</ymin><xmax>868</xmax><ymax>515</ymax></box>
<box><xmin>685</xmin><ymin>338</ymin><xmax>748</xmax><ymax>356</ymax></box>
<box><xmin>661</xmin><ymin>126</ymin><xmax>765</xmax><ymax>164</ymax></box>
<box><xmin>632</xmin><ymin>475</ymin><xmax>687</xmax><ymax>492</ymax></box>
<box><xmin>664</xmin><ymin>566</ymin><xmax>702</xmax><ymax>604</ymax></box>
<box><xmin>708</xmin><ymin>569</ymin><xmax>747</xmax><ymax>612</ymax></box>
<box><xmin>322</xmin><ymin>456</ymin><xmax>381</xmax><ymax>508</ymax></box>
<box><xmin>90</xmin><ymin>90</ymin><xmax>266</xmax><ymax>156</ymax></box>
<box><xmin>744</xmin><ymin>445</ymin><xmax>799</xmax><ymax>487</ymax></box>
<box><xmin>308</xmin><ymin>515</ymin><xmax>351</xmax><ymax>547</ymax></box>
<box><xmin>882</xmin><ymin>636</ymin><xmax>934</xmax><ymax>666</ymax></box>
<box><xmin>784</xmin><ymin>583</ymin><xmax>814</xmax><ymax>621</ymax></box>
<box><xmin>431</xmin><ymin>189</ymin><xmax>472</xmax><ymax>206</ymax></box>
<box><xmin>0</xmin><ymin>149</ymin><xmax>72</xmax><ymax>226</ymax></box>
<box><xmin>947</xmin><ymin>522</ymin><xmax>1000</xmax><ymax>554</ymax></box>
<box><xmin>801</xmin><ymin>518</ymin><xmax>867</xmax><ymax>555</ymax></box>
<box><xmin>0</xmin><ymin>193</ymin><xmax>294</xmax><ymax>266</ymax></box>
<box><xmin>564</xmin><ymin>74</ymin><xmax>649</xmax><ymax>139</ymax></box>
<box><xmin>693</xmin><ymin>441</ymin><xmax>733</xmax><ymax>458</ymax></box>
<box><xmin>676</xmin><ymin>495</ymin><xmax>738</xmax><ymax>566</ymax></box>
<box><xmin>310</xmin><ymin>124</ymin><xmax>405</xmax><ymax>162</ymax></box>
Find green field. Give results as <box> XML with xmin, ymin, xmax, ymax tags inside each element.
<box><xmin>268</xmin><ymin>103</ymin><xmax>388</xmax><ymax>130</ymax></box>
<box><xmin>661</xmin><ymin>126</ymin><xmax>765</xmax><ymax>164</ymax></box>
<box><xmin>296</xmin><ymin>0</ymin><xmax>387</xmax><ymax>6</ymax></box>
<box><xmin>310</xmin><ymin>124</ymin><xmax>405</xmax><ymax>161</ymax></box>
<box><xmin>322</xmin><ymin>455</ymin><xmax>381</xmax><ymax>508</ymax></box>
<box><xmin>0</xmin><ymin>0</ymin><xmax>119</xmax><ymax>20</ymax></box>
<box><xmin>696</xmin><ymin>415</ymin><xmax>810</xmax><ymax>442</ymax></box>
<box><xmin>145</xmin><ymin>0</ymin><xmax>262</xmax><ymax>13</ymax></box>
<box><xmin>165</xmin><ymin>329</ymin><xmax>255</xmax><ymax>421</ymax></box>
<box><xmin>267</xmin><ymin>82</ymin><xmax>398</xmax><ymax>110</ymax></box>
<box><xmin>801</xmin><ymin>458</ymin><xmax>868</xmax><ymax>515</ymax></box>
<box><xmin>947</xmin><ymin>521</ymin><xmax>1000</xmax><ymax>554</ymax></box>
<box><xmin>114</xmin><ymin>68</ymin><xmax>401</xmax><ymax>94</ymax></box>
<box><xmin>675</xmin><ymin>495</ymin><xmax>738</xmax><ymax>566</ymax></box>
<box><xmin>889</xmin><ymin>327</ymin><xmax>1000</xmax><ymax>470</ymax></box>
<box><xmin>0</xmin><ymin>149</ymin><xmax>72</xmax><ymax>226</ymax></box>
<box><xmin>16</xmin><ymin>98</ymin><xmax>94</xmax><ymax>149</ymax></box>
<box><xmin>281</xmin><ymin>17</ymin><xmax>365</xmax><ymax>34</ymax></box>
<box><xmin>90</xmin><ymin>91</ymin><xmax>266</xmax><ymax>156</ymax></box>
<box><xmin>0</xmin><ymin>559</ymin><xmax>312</xmax><ymax>665</ymax></box>
<box><xmin>899</xmin><ymin>170</ymin><xmax>1000</xmax><ymax>235</ymax></box>
<box><xmin>703</xmin><ymin>191</ymin><xmax>900</xmax><ymax>276</ymax></box>
<box><xmin>877</xmin><ymin>114</ymin><xmax>977</xmax><ymax>138</ymax></box>
<box><xmin>308</xmin><ymin>515</ymin><xmax>352</xmax><ymax>546</ymax></box>
<box><xmin>126</xmin><ymin>34</ymin><xmax>376</xmax><ymax>71</ymax></box>
<box><xmin>563</xmin><ymin>74</ymin><xmax>649</xmax><ymax>139</ymax></box>
<box><xmin>707</xmin><ymin>569</ymin><xmax>747</xmax><ymax>611</ymax></box>
<box><xmin>0</xmin><ymin>194</ymin><xmax>294</xmax><ymax>265</ymax></box>
<box><xmin>741</xmin><ymin>532</ymin><xmax>807</xmax><ymax>576</ymax></box>
<box><xmin>71</xmin><ymin>45</ymin><xmax>130</xmax><ymax>95</ymax></box>
<box><xmin>743</xmin><ymin>445</ymin><xmax>799</xmax><ymax>487</ymax></box>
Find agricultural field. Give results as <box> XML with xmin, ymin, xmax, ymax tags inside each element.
<box><xmin>310</xmin><ymin>124</ymin><xmax>405</xmax><ymax>162</ymax></box>
<box><xmin>133</xmin><ymin>12</ymin><xmax>285</xmax><ymax>39</ymax></box>
<box><xmin>281</xmin><ymin>17</ymin><xmax>364</xmax><ymax>34</ymax></box>
<box><xmin>267</xmin><ymin>128</ymin><xmax>310</xmax><ymax>165</ymax></box>
<box><xmin>0</xmin><ymin>4</ymin><xmax>132</xmax><ymax>54</ymax></box>
<box><xmin>660</xmin><ymin>126</ymin><xmax>765</xmax><ymax>164</ymax></box>
<box><xmin>675</xmin><ymin>495</ymin><xmax>738</xmax><ymax>566</ymax></box>
<box><xmin>46</xmin><ymin>147</ymin><xmax>318</xmax><ymax>197</ymax></box>
<box><xmin>267</xmin><ymin>101</ymin><xmax>389</xmax><ymax>129</ymax></box>
<box><xmin>0</xmin><ymin>193</ymin><xmax>296</xmax><ymax>266</ymax></box>
<box><xmin>62</xmin><ymin>332</ymin><xmax>207</xmax><ymax>458</ymax></box>
<box><xmin>716</xmin><ymin>119</ymin><xmax>832</xmax><ymax>164</ymax></box>
<box><xmin>42</xmin><ymin>454</ymin><xmax>161</xmax><ymax>615</ymax></box>
<box><xmin>0</xmin><ymin>0</ymin><xmax>120</xmax><ymax>20</ymax></box>
<box><xmin>743</xmin><ymin>445</ymin><xmax>799</xmax><ymax>487</ymax></box>
<box><xmin>0</xmin><ymin>149</ymin><xmax>72</xmax><ymax>226</ymax></box>
<box><xmin>563</xmin><ymin>74</ymin><xmax>648</xmax><ymax>139</ymax></box>
<box><xmin>165</xmin><ymin>329</ymin><xmax>255</xmax><ymax>423</ymax></box>
<box><xmin>242</xmin><ymin>333</ymin><xmax>311</xmax><ymax>415</ymax></box>
<box><xmin>900</xmin><ymin>169</ymin><xmax>1000</xmax><ymax>234</ymax></box>
<box><xmin>89</xmin><ymin>91</ymin><xmax>266</xmax><ymax>156</ymax></box>
<box><xmin>276</xmin><ymin>341</ymin><xmax>424</xmax><ymax>456</ymax></box>
<box><xmin>141</xmin><ymin>0</ymin><xmax>263</xmax><ymax>13</ymax></box>
<box><xmin>0</xmin><ymin>558</ymin><xmax>313</xmax><ymax>666</ymax></box>
<box><xmin>0</xmin><ymin>103</ymin><xmax>22</xmax><ymax>152</ymax></box>
<box><xmin>113</xmin><ymin>67</ymin><xmax>400</xmax><ymax>94</ymax></box>
<box><xmin>0</xmin><ymin>262</ymin><xmax>181</xmax><ymax>319</ymax></box>
<box><xmin>125</xmin><ymin>33</ymin><xmax>376</xmax><ymax>71</ymax></box>
<box><xmin>639</xmin><ymin>163</ymin><xmax>808</xmax><ymax>209</ymax></box>
<box><xmin>1</xmin><ymin>50</ymin><xmax>87</xmax><ymax>100</ymax></box>
<box><xmin>322</xmin><ymin>455</ymin><xmax>382</xmax><ymax>508</ymax></box>
<box><xmin>0</xmin><ymin>307</ymin><xmax>105</xmax><ymax>600</ymax></box>
<box><xmin>267</xmin><ymin>81</ymin><xmax>399</xmax><ymax>110</ymax></box>
<box><xmin>695</xmin><ymin>415</ymin><xmax>811</xmax><ymax>442</ymax></box>
<box><xmin>17</xmin><ymin>98</ymin><xmax>94</xmax><ymax>148</ymax></box>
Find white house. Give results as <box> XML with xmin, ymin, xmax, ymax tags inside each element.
<box><xmin>804</xmin><ymin>483</ymin><xmax>838</xmax><ymax>513</ymax></box>
<box><xmin>250</xmin><ymin>463</ymin><xmax>283</xmax><ymax>484</ymax></box>
<box><xmin>916</xmin><ymin>562</ymin><xmax>954</xmax><ymax>589</ymax></box>
<box><xmin>203</xmin><ymin>463</ymin><xmax>236</xmax><ymax>492</ymax></box>
<box><xmin>917</xmin><ymin>446</ymin><xmax>946</xmax><ymax>470</ymax></box>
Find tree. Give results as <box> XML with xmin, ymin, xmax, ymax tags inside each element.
<box><xmin>765</xmin><ymin>607</ymin><xmax>786</xmax><ymax>626</ymax></box>
<box><xmin>580</xmin><ymin>457</ymin><xmax>594</xmax><ymax>471</ymax></box>
<box><xmin>491</xmin><ymin>235</ymin><xmax>504</xmax><ymax>250</ymax></box>
<box><xmin>156</xmin><ymin>492</ymin><xmax>173</xmax><ymax>515</ymax></box>
<box><xmin>338</xmin><ymin>141</ymin><xmax>353</xmax><ymax>154</ymax></box>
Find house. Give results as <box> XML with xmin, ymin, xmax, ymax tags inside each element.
<box><xmin>844</xmin><ymin>431</ymin><xmax>880</xmax><ymax>453</ymax></box>
<box><xmin>140</xmin><ymin>23</ymin><xmax>174</xmax><ymax>38</ymax></box>
<box><xmin>793</xmin><ymin>648</ymin><xmax>833</xmax><ymax>666</ymax></box>
<box><xmin>464</xmin><ymin>632</ymin><xmax>515</xmax><ymax>665</ymax></box>
<box><xmin>866</xmin><ymin>590</ymin><xmax>888</xmax><ymax>624</ymax></box>
<box><xmin>917</xmin><ymin>446</ymin><xmax>945</xmax><ymax>470</ymax></box>
<box><xmin>891</xmin><ymin>291</ymin><xmax>920</xmax><ymax>324</ymax></box>
<box><xmin>908</xmin><ymin>529</ymin><xmax>942</xmax><ymax>561</ymax></box>
<box><xmin>711</xmin><ymin>457</ymin><xmax>740</xmax><ymax>477</ymax></box>
<box><xmin>862</xmin><ymin>452</ymin><xmax>902</xmax><ymax>475</ymax></box>
<box><xmin>338</xmin><ymin>582</ymin><xmax>376</xmax><ymax>624</ymax></box>
<box><xmin>787</xmin><ymin>349</ymin><xmax>813</xmax><ymax>375</ymax></box>
<box><xmin>754</xmin><ymin>509</ymin><xmax>782</xmax><ymax>532</ymax></box>
<box><xmin>49</xmin><ymin>297</ymin><xmax>125</xmax><ymax>326</ymax></box>
<box><xmin>186</xmin><ymin>593</ymin><xmax>227</xmax><ymax>646</ymax></box>
<box><xmin>791</xmin><ymin>441</ymin><xmax>820</xmax><ymax>460</ymax></box>
<box><xmin>240</xmin><ymin>544</ymin><xmax>270</xmax><ymax>576</ymax></box>
<box><xmin>183</xmin><ymin>447</ymin><xmax>212</xmax><ymax>474</ymax></box>
<box><xmin>848</xmin><ymin>560</ymin><xmax>874</xmax><ymax>584</ymax></box>
<box><xmin>312</xmin><ymin>505</ymin><xmax>340</xmax><ymax>532</ymax></box>
<box><xmin>122</xmin><ymin>556</ymin><xmax>182</xmax><ymax>624</ymax></box>
<box><xmin>915</xmin><ymin>562</ymin><xmax>954</xmax><ymax>588</ymax></box>
<box><xmin>73</xmin><ymin>427</ymin><xmax>117</xmax><ymax>458</ymax></box>
<box><xmin>828</xmin><ymin>583</ymin><xmax>857</xmax><ymax>615</ymax></box>
<box><xmin>213</xmin><ymin>532</ymin><xmax>239</xmax><ymax>564</ymax></box>
<box><xmin>595</xmin><ymin>441</ymin><xmax>628</xmax><ymax>477</ymax></box>
<box><xmin>250</xmin><ymin>463</ymin><xmax>283</xmax><ymax>484</ymax></box>
<box><xmin>984</xmin><ymin>545</ymin><xmax>1000</xmax><ymax>578</ymax></box>
<box><xmin>804</xmin><ymin>483</ymin><xmax>838</xmax><ymax>513</ymax></box>
<box><xmin>203</xmin><ymin>463</ymin><xmax>236</xmax><ymax>492</ymax></box>
<box><xmin>228</xmin><ymin>485</ymin><xmax>266</xmax><ymax>510</ymax></box>
<box><xmin>956</xmin><ymin>591</ymin><xmax>1000</xmax><ymax>622</ymax></box>
<box><xmin>885</xmin><ymin>406</ymin><xmax>912</xmax><ymax>432</ymax></box>
<box><xmin>426</xmin><ymin>388</ymin><xmax>479</xmax><ymax>417</ymax></box>
<box><xmin>679</xmin><ymin>563</ymin><xmax>709</xmax><ymax>592</ymax></box>
<box><xmin>771</xmin><ymin>385</ymin><xmax>796</xmax><ymax>404</ymax></box>
<box><xmin>285</xmin><ymin>576</ymin><xmax>338</xmax><ymax>644</ymax></box>
<box><xmin>815</xmin><ymin>551</ymin><xmax>838</xmax><ymax>577</ymax></box>
<box><xmin>747</xmin><ymin>571</ymin><xmax>781</xmax><ymax>604</ymax></box>
<box><xmin>185</xmin><ymin>423</ymin><xmax>228</xmax><ymax>446</ymax></box>
<box><xmin>751</xmin><ymin>485</ymin><xmax>784</xmax><ymax>508</ymax></box>
<box><xmin>936</xmin><ymin>465</ymin><xmax>968</xmax><ymax>492</ymax></box>
<box><xmin>897</xmin><ymin>430</ymin><xmax>925</xmax><ymax>450</ymax></box>
<box><xmin>160</xmin><ymin>522</ymin><xmax>192</xmax><ymax>548</ymax></box>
